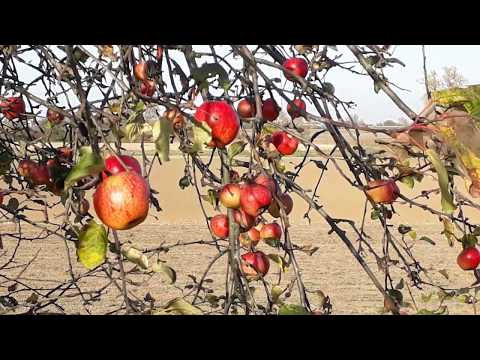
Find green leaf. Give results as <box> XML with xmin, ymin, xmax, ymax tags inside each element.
<box><xmin>192</xmin><ymin>63</ymin><xmax>230</xmax><ymax>91</ymax></box>
<box><xmin>398</xmin><ymin>224</ymin><xmax>412</xmax><ymax>235</ymax></box>
<box><xmin>121</xmin><ymin>246</ymin><xmax>149</xmax><ymax>269</ymax></box>
<box><xmin>426</xmin><ymin>149</ymin><xmax>456</xmax><ymax>214</ymax></box>
<box><xmin>156</xmin><ymin>298</ymin><xmax>203</xmax><ymax>315</ymax></box>
<box><xmin>399</xmin><ymin>176</ymin><xmax>414</xmax><ymax>189</ymax></box>
<box><xmin>370</xmin><ymin>209</ymin><xmax>380</xmax><ymax>220</ymax></box>
<box><xmin>191</xmin><ymin>122</ymin><xmax>212</xmax><ymax>153</ymax></box>
<box><xmin>227</xmin><ymin>141</ymin><xmax>246</xmax><ymax>165</ymax></box>
<box><xmin>153</xmin><ymin>117</ymin><xmax>173</xmax><ymax>162</ymax></box>
<box><xmin>441</xmin><ymin>217</ymin><xmax>456</xmax><ymax>247</ymax></box>
<box><xmin>408</xmin><ymin>230</ymin><xmax>417</xmax><ymax>240</ymax></box>
<box><xmin>374</xmin><ymin>80</ymin><xmax>381</xmax><ymax>94</ymax></box>
<box><xmin>278</xmin><ymin>304</ymin><xmax>310</xmax><ymax>315</ymax></box>
<box><xmin>419</xmin><ymin>236</ymin><xmax>436</xmax><ymax>245</ymax></box>
<box><xmin>271</xmin><ymin>285</ymin><xmax>283</xmax><ymax>304</ymax></box>
<box><xmin>267</xmin><ymin>254</ymin><xmax>288</xmax><ymax>272</ymax></box>
<box><xmin>76</xmin><ymin>220</ymin><xmax>108</xmax><ymax>270</ymax></box>
<box><xmin>395</xmin><ymin>278</ymin><xmax>404</xmax><ymax>290</ymax></box>
<box><xmin>386</xmin><ymin>58</ymin><xmax>406</xmax><ymax>67</ymax></box>
<box><xmin>64</xmin><ymin>146</ymin><xmax>105</xmax><ymax>189</ymax></box>
<box><xmin>152</xmin><ymin>261</ymin><xmax>176</xmax><ymax>284</ymax></box>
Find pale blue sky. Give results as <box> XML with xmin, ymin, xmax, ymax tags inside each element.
<box><xmin>11</xmin><ymin>45</ymin><xmax>480</xmax><ymax>124</ymax></box>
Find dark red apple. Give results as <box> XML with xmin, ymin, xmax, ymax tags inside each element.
<box><xmin>102</xmin><ymin>155</ymin><xmax>142</xmax><ymax>179</ymax></box>
<box><xmin>233</xmin><ymin>208</ymin><xmax>256</xmax><ymax>231</ymax></box>
<box><xmin>28</xmin><ymin>164</ymin><xmax>51</xmax><ymax>185</ymax></box>
<box><xmin>239</xmin><ymin>228</ymin><xmax>261</xmax><ymax>248</ymax></box>
<box><xmin>287</xmin><ymin>98</ymin><xmax>306</xmax><ymax>119</ymax></box>
<box><xmin>241</xmin><ymin>251</ymin><xmax>270</xmax><ymax>278</ymax></box>
<box><xmin>283</xmin><ymin>57</ymin><xmax>308</xmax><ymax>81</ymax></box>
<box><xmin>365</xmin><ymin>180</ymin><xmax>399</xmax><ymax>205</ymax></box>
<box><xmin>271</xmin><ymin>131</ymin><xmax>299</xmax><ymax>155</ymax></box>
<box><xmin>237</xmin><ymin>98</ymin><xmax>256</xmax><ymax>118</ymax></box>
<box><xmin>457</xmin><ymin>247</ymin><xmax>480</xmax><ymax>271</ymax></box>
<box><xmin>261</xmin><ymin>98</ymin><xmax>279</xmax><ymax>122</ymax></box>
<box><xmin>140</xmin><ymin>79</ymin><xmax>156</xmax><ymax>97</ymax></box>
<box><xmin>1</xmin><ymin>97</ymin><xmax>25</xmax><ymax>120</ymax></box>
<box><xmin>18</xmin><ymin>159</ymin><xmax>36</xmax><ymax>178</ymax></box>
<box><xmin>194</xmin><ymin>100</ymin><xmax>240</xmax><ymax>147</ymax></box>
<box><xmin>240</xmin><ymin>183</ymin><xmax>272</xmax><ymax>217</ymax></box>
<box><xmin>47</xmin><ymin>108</ymin><xmax>64</xmax><ymax>125</ymax></box>
<box><xmin>260</xmin><ymin>223</ymin><xmax>282</xmax><ymax>242</ymax></box>
<box><xmin>93</xmin><ymin>171</ymin><xmax>150</xmax><ymax>230</ymax></box>
<box><xmin>268</xmin><ymin>193</ymin><xmax>294</xmax><ymax>218</ymax></box>
<box><xmin>219</xmin><ymin>183</ymin><xmax>241</xmax><ymax>209</ymax></box>
<box><xmin>210</xmin><ymin>214</ymin><xmax>229</xmax><ymax>239</ymax></box>
<box><xmin>253</xmin><ymin>173</ymin><xmax>278</xmax><ymax>195</ymax></box>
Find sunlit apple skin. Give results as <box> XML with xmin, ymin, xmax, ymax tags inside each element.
<box><xmin>1</xmin><ymin>97</ymin><xmax>25</xmax><ymax>120</ymax></box>
<box><xmin>219</xmin><ymin>183</ymin><xmax>241</xmax><ymax>209</ymax></box>
<box><xmin>210</xmin><ymin>214</ymin><xmax>229</xmax><ymax>239</ymax></box>
<box><xmin>239</xmin><ymin>228</ymin><xmax>261</xmax><ymax>248</ymax></box>
<box><xmin>240</xmin><ymin>183</ymin><xmax>272</xmax><ymax>217</ymax></box>
<box><xmin>253</xmin><ymin>173</ymin><xmax>278</xmax><ymax>195</ymax></box>
<box><xmin>241</xmin><ymin>251</ymin><xmax>270</xmax><ymax>278</ymax></box>
<box><xmin>102</xmin><ymin>155</ymin><xmax>142</xmax><ymax>180</ymax></box>
<box><xmin>134</xmin><ymin>62</ymin><xmax>148</xmax><ymax>81</ymax></box>
<box><xmin>268</xmin><ymin>193</ymin><xmax>294</xmax><ymax>218</ymax></box>
<box><xmin>233</xmin><ymin>208</ymin><xmax>256</xmax><ymax>231</ymax></box>
<box><xmin>93</xmin><ymin>171</ymin><xmax>150</xmax><ymax>230</ymax></box>
<box><xmin>260</xmin><ymin>223</ymin><xmax>282</xmax><ymax>241</ymax></box>
<box><xmin>271</xmin><ymin>131</ymin><xmax>299</xmax><ymax>155</ymax></box>
<box><xmin>457</xmin><ymin>247</ymin><xmax>480</xmax><ymax>271</ymax></box>
<box><xmin>237</xmin><ymin>98</ymin><xmax>256</xmax><ymax>118</ymax></box>
<box><xmin>47</xmin><ymin>108</ymin><xmax>64</xmax><ymax>125</ymax></box>
<box><xmin>261</xmin><ymin>98</ymin><xmax>279</xmax><ymax>122</ymax></box>
<box><xmin>365</xmin><ymin>180</ymin><xmax>399</xmax><ymax>205</ymax></box>
<box><xmin>194</xmin><ymin>101</ymin><xmax>240</xmax><ymax>147</ymax></box>
<box><xmin>283</xmin><ymin>57</ymin><xmax>308</xmax><ymax>81</ymax></box>
<box><xmin>287</xmin><ymin>98</ymin><xmax>306</xmax><ymax>119</ymax></box>
<box><xmin>140</xmin><ymin>79</ymin><xmax>156</xmax><ymax>97</ymax></box>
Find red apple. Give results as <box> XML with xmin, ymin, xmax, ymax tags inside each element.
<box><xmin>210</xmin><ymin>214</ymin><xmax>229</xmax><ymax>239</ymax></box>
<box><xmin>57</xmin><ymin>147</ymin><xmax>73</xmax><ymax>162</ymax></box>
<box><xmin>1</xmin><ymin>97</ymin><xmax>25</xmax><ymax>120</ymax></box>
<box><xmin>240</xmin><ymin>183</ymin><xmax>272</xmax><ymax>217</ymax></box>
<box><xmin>457</xmin><ymin>247</ymin><xmax>480</xmax><ymax>271</ymax></box>
<box><xmin>241</xmin><ymin>251</ymin><xmax>270</xmax><ymax>278</ymax></box>
<box><xmin>268</xmin><ymin>193</ymin><xmax>294</xmax><ymax>218</ymax></box>
<box><xmin>287</xmin><ymin>98</ymin><xmax>306</xmax><ymax>119</ymax></box>
<box><xmin>195</xmin><ymin>100</ymin><xmax>240</xmax><ymax>147</ymax></box>
<box><xmin>239</xmin><ymin>228</ymin><xmax>261</xmax><ymax>248</ymax></box>
<box><xmin>253</xmin><ymin>173</ymin><xmax>278</xmax><ymax>195</ymax></box>
<box><xmin>140</xmin><ymin>79</ymin><xmax>156</xmax><ymax>97</ymax></box>
<box><xmin>365</xmin><ymin>179</ymin><xmax>399</xmax><ymax>205</ymax></box>
<box><xmin>18</xmin><ymin>159</ymin><xmax>36</xmax><ymax>178</ymax></box>
<box><xmin>283</xmin><ymin>57</ymin><xmax>308</xmax><ymax>81</ymax></box>
<box><xmin>47</xmin><ymin>108</ymin><xmax>64</xmax><ymax>125</ymax></box>
<box><xmin>233</xmin><ymin>208</ymin><xmax>256</xmax><ymax>231</ymax></box>
<box><xmin>163</xmin><ymin>108</ymin><xmax>185</xmax><ymax>131</ymax></box>
<box><xmin>28</xmin><ymin>164</ymin><xmax>51</xmax><ymax>185</ymax></box>
<box><xmin>219</xmin><ymin>183</ymin><xmax>241</xmax><ymax>209</ymax></box>
<box><xmin>271</xmin><ymin>131</ymin><xmax>299</xmax><ymax>155</ymax></box>
<box><xmin>261</xmin><ymin>98</ymin><xmax>279</xmax><ymax>122</ymax></box>
<box><xmin>260</xmin><ymin>223</ymin><xmax>282</xmax><ymax>242</ymax></box>
<box><xmin>134</xmin><ymin>62</ymin><xmax>148</xmax><ymax>81</ymax></box>
<box><xmin>237</xmin><ymin>98</ymin><xmax>256</xmax><ymax>118</ymax></box>
<box><xmin>102</xmin><ymin>155</ymin><xmax>142</xmax><ymax>179</ymax></box>
<box><xmin>93</xmin><ymin>171</ymin><xmax>150</xmax><ymax>230</ymax></box>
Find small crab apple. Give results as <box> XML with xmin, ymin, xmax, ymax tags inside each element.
<box><xmin>195</xmin><ymin>100</ymin><xmax>240</xmax><ymax>147</ymax></box>
<box><xmin>0</xmin><ymin>97</ymin><xmax>25</xmax><ymax>120</ymax></box>
<box><xmin>271</xmin><ymin>131</ymin><xmax>299</xmax><ymax>156</ymax></box>
<box><xmin>140</xmin><ymin>79</ymin><xmax>156</xmax><ymax>97</ymax></box>
<box><xmin>365</xmin><ymin>179</ymin><xmax>399</xmax><ymax>205</ymax></box>
<box><xmin>163</xmin><ymin>108</ymin><xmax>185</xmax><ymax>130</ymax></box>
<box><xmin>260</xmin><ymin>223</ymin><xmax>282</xmax><ymax>242</ymax></box>
<box><xmin>287</xmin><ymin>98</ymin><xmax>306</xmax><ymax>119</ymax></box>
<box><xmin>457</xmin><ymin>247</ymin><xmax>480</xmax><ymax>271</ymax></box>
<box><xmin>240</xmin><ymin>183</ymin><xmax>272</xmax><ymax>217</ymax></box>
<box><xmin>210</xmin><ymin>214</ymin><xmax>229</xmax><ymax>239</ymax></box>
<box><xmin>261</xmin><ymin>98</ymin><xmax>279</xmax><ymax>122</ymax></box>
<box><xmin>268</xmin><ymin>193</ymin><xmax>294</xmax><ymax>218</ymax></box>
<box><xmin>233</xmin><ymin>208</ymin><xmax>256</xmax><ymax>231</ymax></box>
<box><xmin>102</xmin><ymin>154</ymin><xmax>142</xmax><ymax>179</ymax></box>
<box><xmin>237</xmin><ymin>98</ymin><xmax>256</xmax><ymax>118</ymax></box>
<box><xmin>219</xmin><ymin>183</ymin><xmax>242</xmax><ymax>209</ymax></box>
<box><xmin>239</xmin><ymin>227</ymin><xmax>261</xmax><ymax>248</ymax></box>
<box><xmin>283</xmin><ymin>57</ymin><xmax>309</xmax><ymax>81</ymax></box>
<box><xmin>47</xmin><ymin>108</ymin><xmax>65</xmax><ymax>125</ymax></box>
<box><xmin>241</xmin><ymin>251</ymin><xmax>270</xmax><ymax>279</ymax></box>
